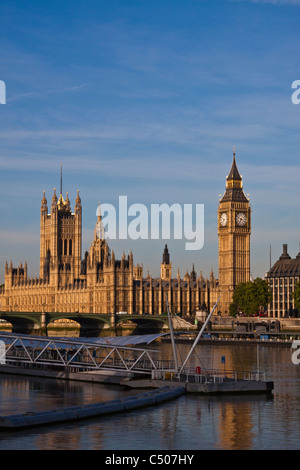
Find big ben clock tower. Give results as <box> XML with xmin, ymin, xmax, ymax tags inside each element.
<box><xmin>218</xmin><ymin>150</ymin><xmax>251</xmax><ymax>314</ymax></box>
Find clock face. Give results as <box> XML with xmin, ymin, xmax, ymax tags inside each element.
<box><xmin>220</xmin><ymin>212</ymin><xmax>228</xmax><ymax>227</ymax></box>
<box><xmin>236</xmin><ymin>212</ymin><xmax>247</xmax><ymax>226</ymax></box>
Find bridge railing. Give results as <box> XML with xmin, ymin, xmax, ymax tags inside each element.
<box><xmin>0</xmin><ymin>332</ymin><xmax>170</xmax><ymax>374</ymax></box>
<box><xmin>152</xmin><ymin>367</ymin><xmax>266</xmax><ymax>383</ymax></box>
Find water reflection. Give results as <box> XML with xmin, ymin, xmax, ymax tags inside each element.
<box><xmin>0</xmin><ymin>342</ymin><xmax>299</xmax><ymax>449</ymax></box>
<box><xmin>0</xmin><ymin>374</ymin><xmax>142</xmax><ymax>416</ymax></box>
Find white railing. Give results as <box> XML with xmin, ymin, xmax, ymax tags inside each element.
<box><xmin>152</xmin><ymin>367</ymin><xmax>266</xmax><ymax>383</ymax></box>
<box><xmin>0</xmin><ymin>332</ymin><xmax>267</xmax><ymax>383</ymax></box>
<box><xmin>0</xmin><ymin>332</ymin><xmax>161</xmax><ymax>375</ymax></box>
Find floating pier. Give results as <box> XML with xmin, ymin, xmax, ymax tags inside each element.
<box><xmin>121</xmin><ymin>375</ymin><xmax>274</xmax><ymax>395</ymax></box>
<box><xmin>0</xmin><ymin>386</ymin><xmax>185</xmax><ymax>430</ymax></box>
<box><xmin>0</xmin><ymin>297</ymin><xmax>275</xmax><ymax>400</ymax></box>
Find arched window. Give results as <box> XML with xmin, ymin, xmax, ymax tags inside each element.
<box><xmin>69</xmin><ymin>239</ymin><xmax>72</xmax><ymax>255</ymax></box>
<box><xmin>64</xmin><ymin>239</ymin><xmax>68</xmax><ymax>255</ymax></box>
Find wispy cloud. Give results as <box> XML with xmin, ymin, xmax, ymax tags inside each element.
<box><xmin>0</xmin><ymin>230</ymin><xmax>39</xmax><ymax>245</ymax></box>
<box><xmin>7</xmin><ymin>83</ymin><xmax>88</xmax><ymax>103</ymax></box>
<box><xmin>0</xmin><ymin>0</ymin><xmax>299</xmax><ymax>282</ymax></box>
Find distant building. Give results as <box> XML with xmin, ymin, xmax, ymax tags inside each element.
<box><xmin>266</xmin><ymin>244</ymin><xmax>300</xmax><ymax>318</ymax></box>
<box><xmin>0</xmin><ymin>151</ymin><xmax>250</xmax><ymax>317</ymax></box>
<box><xmin>217</xmin><ymin>151</ymin><xmax>251</xmax><ymax>314</ymax></box>
<box><xmin>0</xmin><ymin>192</ymin><xmax>219</xmax><ymax>317</ymax></box>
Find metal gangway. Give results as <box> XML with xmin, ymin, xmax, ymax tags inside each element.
<box><xmin>0</xmin><ymin>332</ymin><xmax>170</xmax><ymax>375</ymax></box>
<box><xmin>0</xmin><ymin>297</ymin><xmax>222</xmax><ymax>378</ymax></box>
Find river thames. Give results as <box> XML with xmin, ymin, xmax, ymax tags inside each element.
<box><xmin>0</xmin><ymin>341</ymin><xmax>299</xmax><ymax>450</ymax></box>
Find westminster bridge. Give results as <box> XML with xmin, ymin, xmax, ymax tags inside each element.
<box><xmin>0</xmin><ymin>311</ymin><xmax>170</xmax><ymax>336</ymax></box>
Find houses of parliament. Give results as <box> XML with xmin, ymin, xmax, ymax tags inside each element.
<box><xmin>0</xmin><ymin>152</ymin><xmax>251</xmax><ymax>317</ymax></box>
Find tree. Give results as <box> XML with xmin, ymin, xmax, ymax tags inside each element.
<box><xmin>229</xmin><ymin>278</ymin><xmax>271</xmax><ymax>317</ymax></box>
<box><xmin>292</xmin><ymin>282</ymin><xmax>300</xmax><ymax>312</ymax></box>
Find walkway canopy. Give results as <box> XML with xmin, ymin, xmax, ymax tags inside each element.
<box><xmin>0</xmin><ymin>332</ymin><xmax>174</xmax><ymax>374</ymax></box>
<box><xmin>0</xmin><ymin>331</ymin><xmax>171</xmax><ymax>349</ymax></box>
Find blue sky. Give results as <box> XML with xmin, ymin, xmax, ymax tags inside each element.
<box><xmin>0</xmin><ymin>0</ymin><xmax>300</xmax><ymax>283</ymax></box>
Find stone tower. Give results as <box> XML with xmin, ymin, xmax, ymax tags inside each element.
<box><xmin>160</xmin><ymin>244</ymin><xmax>172</xmax><ymax>281</ymax></box>
<box><xmin>218</xmin><ymin>151</ymin><xmax>251</xmax><ymax>314</ymax></box>
<box><xmin>39</xmin><ymin>173</ymin><xmax>82</xmax><ymax>287</ymax></box>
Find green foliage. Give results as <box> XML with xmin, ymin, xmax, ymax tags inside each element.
<box><xmin>292</xmin><ymin>282</ymin><xmax>300</xmax><ymax>311</ymax></box>
<box><xmin>229</xmin><ymin>278</ymin><xmax>271</xmax><ymax>317</ymax></box>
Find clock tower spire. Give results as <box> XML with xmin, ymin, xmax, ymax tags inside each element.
<box><xmin>218</xmin><ymin>150</ymin><xmax>251</xmax><ymax>314</ymax></box>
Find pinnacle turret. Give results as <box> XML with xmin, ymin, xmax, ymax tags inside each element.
<box><xmin>220</xmin><ymin>150</ymin><xmax>248</xmax><ymax>203</ymax></box>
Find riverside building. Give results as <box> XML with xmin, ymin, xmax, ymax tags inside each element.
<box><xmin>266</xmin><ymin>244</ymin><xmax>300</xmax><ymax>318</ymax></box>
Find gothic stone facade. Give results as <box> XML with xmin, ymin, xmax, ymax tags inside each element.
<box><xmin>0</xmin><ymin>154</ymin><xmax>250</xmax><ymax>317</ymax></box>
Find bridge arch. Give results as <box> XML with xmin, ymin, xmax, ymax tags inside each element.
<box><xmin>0</xmin><ymin>313</ymin><xmax>39</xmax><ymax>334</ymax></box>
<box><xmin>115</xmin><ymin>314</ymin><xmax>169</xmax><ymax>334</ymax></box>
<box><xmin>46</xmin><ymin>313</ymin><xmax>112</xmax><ymax>337</ymax></box>
<box><xmin>47</xmin><ymin>318</ymin><xmax>81</xmax><ymax>336</ymax></box>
